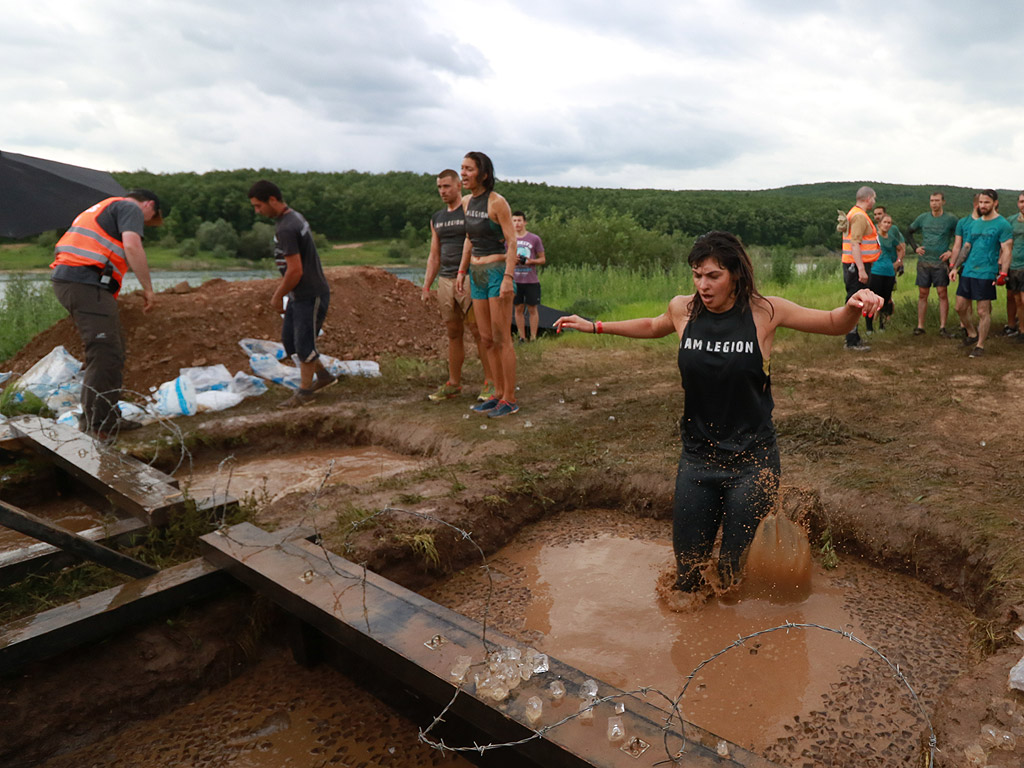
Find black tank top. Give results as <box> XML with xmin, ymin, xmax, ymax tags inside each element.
<box><xmin>678</xmin><ymin>301</ymin><xmax>775</xmax><ymax>456</ymax></box>
<box><xmin>464</xmin><ymin>191</ymin><xmax>505</xmax><ymax>257</ymax></box>
<box><xmin>431</xmin><ymin>206</ymin><xmax>466</xmax><ymax>278</ymax></box>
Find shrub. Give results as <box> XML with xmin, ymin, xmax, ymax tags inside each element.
<box><xmin>177</xmin><ymin>238</ymin><xmax>199</xmax><ymax>258</ymax></box>
<box><xmin>195</xmin><ymin>218</ymin><xmax>239</xmax><ymax>254</ymax></box>
<box><xmin>237</xmin><ymin>222</ymin><xmax>275</xmax><ymax>261</ymax></box>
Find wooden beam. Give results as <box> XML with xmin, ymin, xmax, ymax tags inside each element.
<box><xmin>0</xmin><ymin>557</ymin><xmax>231</xmax><ymax>674</ymax></box>
<box><xmin>9</xmin><ymin>415</ymin><xmax>184</xmax><ymax>526</ymax></box>
<box><xmin>201</xmin><ymin>523</ymin><xmax>779</xmax><ymax>768</ymax></box>
<box><xmin>0</xmin><ymin>499</ymin><xmax>156</xmax><ymax>578</ymax></box>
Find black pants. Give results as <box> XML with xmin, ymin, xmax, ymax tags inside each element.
<box><xmin>843</xmin><ymin>261</ymin><xmax>873</xmax><ymax>346</ymax></box>
<box><xmin>866</xmin><ymin>273</ymin><xmax>895</xmax><ymax>330</ymax></box>
<box><xmin>52</xmin><ymin>280</ymin><xmax>124</xmax><ymax>432</ymax></box>
<box><xmin>672</xmin><ymin>441</ymin><xmax>781</xmax><ymax>592</ymax></box>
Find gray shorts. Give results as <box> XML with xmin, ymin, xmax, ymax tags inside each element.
<box><xmin>1007</xmin><ymin>269</ymin><xmax>1024</xmax><ymax>293</ymax></box>
<box><xmin>916</xmin><ymin>262</ymin><xmax>949</xmax><ymax>288</ymax></box>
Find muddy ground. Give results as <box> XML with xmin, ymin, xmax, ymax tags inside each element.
<box><xmin>2</xmin><ymin>269</ymin><xmax>1024</xmax><ymax>767</ymax></box>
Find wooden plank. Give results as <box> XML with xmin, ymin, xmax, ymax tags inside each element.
<box><xmin>0</xmin><ymin>558</ymin><xmax>232</xmax><ymax>674</ymax></box>
<box><xmin>8</xmin><ymin>415</ymin><xmax>184</xmax><ymax>526</ymax></box>
<box><xmin>0</xmin><ymin>516</ymin><xmax>148</xmax><ymax>586</ymax></box>
<box><xmin>0</xmin><ymin>499</ymin><xmax>156</xmax><ymax>578</ymax></box>
<box><xmin>0</xmin><ymin>422</ymin><xmax>23</xmax><ymax>450</ymax></box>
<box><xmin>0</xmin><ymin>492</ymin><xmax>237</xmax><ymax>587</ymax></box>
<box><xmin>201</xmin><ymin>523</ymin><xmax>779</xmax><ymax>768</ymax></box>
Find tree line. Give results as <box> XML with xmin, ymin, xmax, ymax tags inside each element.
<box><xmin>113</xmin><ymin>168</ymin><xmax>1013</xmax><ymax>269</ymax></box>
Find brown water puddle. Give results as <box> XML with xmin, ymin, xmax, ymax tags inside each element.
<box><xmin>38</xmin><ymin>650</ymin><xmax>469</xmax><ymax>768</ymax></box>
<box><xmin>424</xmin><ymin>509</ymin><xmax>973</xmax><ymax>767</ymax></box>
<box><xmin>0</xmin><ymin>498</ymin><xmax>112</xmax><ymax>552</ymax></box>
<box><xmin>180</xmin><ymin>446</ymin><xmax>424</xmax><ymax>503</ymax></box>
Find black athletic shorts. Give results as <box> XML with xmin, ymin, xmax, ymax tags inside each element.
<box><xmin>513</xmin><ymin>282</ymin><xmax>541</xmax><ymax>306</ymax></box>
<box><xmin>956</xmin><ymin>277</ymin><xmax>996</xmax><ymax>302</ymax></box>
<box><xmin>282</xmin><ymin>293</ymin><xmax>329</xmax><ymax>362</ymax></box>
<box><xmin>1006</xmin><ymin>269</ymin><xmax>1024</xmax><ymax>293</ymax></box>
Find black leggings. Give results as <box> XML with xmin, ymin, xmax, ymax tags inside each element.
<box><xmin>672</xmin><ymin>442</ymin><xmax>780</xmax><ymax>592</ymax></box>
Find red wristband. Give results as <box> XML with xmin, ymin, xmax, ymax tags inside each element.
<box><xmin>596</xmin><ymin>321</ymin><xmax>604</xmax><ymax>334</ymax></box>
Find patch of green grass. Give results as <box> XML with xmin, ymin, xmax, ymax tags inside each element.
<box><xmin>0</xmin><ymin>385</ymin><xmax>54</xmax><ymax>418</ymax></box>
<box><xmin>0</xmin><ymin>273</ymin><xmax>68</xmax><ymax>363</ymax></box>
<box><xmin>394</xmin><ymin>491</ymin><xmax>425</xmax><ymax>505</ymax></box>
<box><xmin>396</xmin><ymin>531</ymin><xmax>441</xmax><ymax>569</ymax></box>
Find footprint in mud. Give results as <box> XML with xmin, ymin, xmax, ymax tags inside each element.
<box><xmin>226</xmin><ymin>710</ymin><xmax>292</xmax><ymax>748</ymax></box>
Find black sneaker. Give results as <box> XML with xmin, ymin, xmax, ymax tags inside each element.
<box><xmin>969</xmin><ymin>346</ymin><xmax>985</xmax><ymax>358</ymax></box>
<box><xmin>913</xmin><ymin>327</ymin><xmax>925</xmax><ymax>336</ymax></box>
<box><xmin>962</xmin><ymin>335</ymin><xmax>979</xmax><ymax>347</ymax></box>
<box><xmin>277</xmin><ymin>389</ymin><xmax>315</xmax><ymax>408</ymax></box>
<box><xmin>845</xmin><ymin>343</ymin><xmax>871</xmax><ymax>352</ymax></box>
<box><xmin>938</xmin><ymin>328</ymin><xmax>954</xmax><ymax>339</ymax></box>
<box><xmin>999</xmin><ymin>325</ymin><xmax>1015</xmax><ymax>336</ymax></box>
<box><xmin>311</xmin><ymin>370</ymin><xmax>338</xmax><ymax>392</ymax></box>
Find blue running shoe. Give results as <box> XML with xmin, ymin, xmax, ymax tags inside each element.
<box><xmin>471</xmin><ymin>397</ymin><xmax>500</xmax><ymax>413</ymax></box>
<box><xmin>487</xmin><ymin>400</ymin><xmax>520</xmax><ymax>418</ymax></box>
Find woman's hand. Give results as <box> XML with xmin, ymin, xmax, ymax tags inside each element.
<box><xmin>554</xmin><ymin>314</ymin><xmax>595</xmax><ymax>333</ymax></box>
<box><xmin>847</xmin><ymin>288</ymin><xmax>884</xmax><ymax>318</ymax></box>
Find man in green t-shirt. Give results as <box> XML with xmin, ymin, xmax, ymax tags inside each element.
<box><xmin>907</xmin><ymin>192</ymin><xmax>959</xmax><ymax>337</ymax></box>
<box><xmin>1007</xmin><ymin>191</ymin><xmax>1024</xmax><ymax>339</ymax></box>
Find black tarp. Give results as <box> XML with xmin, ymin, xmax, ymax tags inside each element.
<box><xmin>511</xmin><ymin>302</ymin><xmax>574</xmax><ymax>337</ymax></box>
<box><xmin>0</xmin><ymin>150</ymin><xmax>126</xmax><ymax>238</ymax></box>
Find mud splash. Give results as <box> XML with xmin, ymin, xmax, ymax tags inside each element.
<box><xmin>424</xmin><ymin>508</ymin><xmax>973</xmax><ymax>766</ymax></box>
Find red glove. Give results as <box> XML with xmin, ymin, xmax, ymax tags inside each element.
<box><xmin>996</xmin><ymin>272</ymin><xmax>1009</xmax><ymax>286</ymax></box>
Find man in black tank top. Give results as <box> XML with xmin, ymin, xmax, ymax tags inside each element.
<box><xmin>421</xmin><ymin>169</ymin><xmax>492</xmax><ymax>402</ymax></box>
<box><xmin>555</xmin><ymin>232</ymin><xmax>883</xmax><ymax>610</ymax></box>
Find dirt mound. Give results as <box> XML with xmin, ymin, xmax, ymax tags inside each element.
<box><xmin>4</xmin><ymin>267</ymin><xmax>446</xmax><ymax>395</ymax></box>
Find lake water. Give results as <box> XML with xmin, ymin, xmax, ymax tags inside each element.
<box><xmin>0</xmin><ymin>266</ymin><xmax>423</xmax><ymax>302</ymax></box>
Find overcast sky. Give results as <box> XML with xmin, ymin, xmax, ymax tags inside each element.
<box><xmin>2</xmin><ymin>0</ymin><xmax>1022</xmax><ymax>191</ymax></box>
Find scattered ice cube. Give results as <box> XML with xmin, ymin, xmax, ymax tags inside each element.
<box><xmin>450</xmin><ymin>655</ymin><xmax>472</xmax><ymax>683</ymax></box>
<box><xmin>582</xmin><ymin>679</ymin><xmax>599</xmax><ymax>698</ymax></box>
<box><xmin>607</xmin><ymin>715</ymin><xmax>625</xmax><ymax>742</ymax></box>
<box><xmin>578</xmin><ymin>698</ymin><xmax>594</xmax><ymax>722</ymax></box>
<box><xmin>614</xmin><ymin>702</ymin><xmax>625</xmax><ymax>714</ymax></box>
<box><xmin>549</xmin><ymin>680</ymin><xmax>566</xmax><ymax>699</ymax></box>
<box><xmin>716</xmin><ymin>740</ymin><xmax>730</xmax><ymax>758</ymax></box>
<box><xmin>525</xmin><ymin>695</ymin><xmax>543</xmax><ymax>725</ymax></box>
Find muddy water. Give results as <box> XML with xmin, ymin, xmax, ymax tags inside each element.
<box><xmin>180</xmin><ymin>446</ymin><xmax>424</xmax><ymax>503</ymax></box>
<box><xmin>0</xmin><ymin>497</ymin><xmax>112</xmax><ymax>552</ymax></box>
<box><xmin>38</xmin><ymin>651</ymin><xmax>469</xmax><ymax>768</ymax></box>
<box><xmin>424</xmin><ymin>509</ymin><xmax>973</xmax><ymax>768</ymax></box>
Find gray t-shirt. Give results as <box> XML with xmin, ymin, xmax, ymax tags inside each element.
<box><xmin>95</xmin><ymin>199</ymin><xmax>145</xmax><ymax>241</ymax></box>
<box><xmin>274</xmin><ymin>208</ymin><xmax>329</xmax><ymax>300</ymax></box>
<box><xmin>431</xmin><ymin>206</ymin><xmax>466</xmax><ymax>278</ymax></box>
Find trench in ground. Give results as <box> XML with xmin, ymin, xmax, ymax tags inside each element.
<box><xmin>0</xmin><ymin>432</ymin><xmax>1008</xmax><ymax>768</ymax></box>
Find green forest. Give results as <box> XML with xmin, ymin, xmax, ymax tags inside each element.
<box><xmin>35</xmin><ymin>169</ymin><xmax>1019</xmax><ymax>270</ymax></box>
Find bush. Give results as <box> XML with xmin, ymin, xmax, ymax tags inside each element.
<box><xmin>0</xmin><ymin>275</ymin><xmax>67</xmax><ymax>362</ymax></box>
<box><xmin>237</xmin><ymin>222</ymin><xmax>275</xmax><ymax>261</ymax></box>
<box><xmin>36</xmin><ymin>230</ymin><xmax>59</xmax><ymax>250</ymax></box>
<box><xmin>195</xmin><ymin>218</ymin><xmax>239</xmax><ymax>254</ymax></box>
<box><xmin>177</xmin><ymin>238</ymin><xmax>199</xmax><ymax>258</ymax></box>
<box><xmin>313</xmin><ymin>231</ymin><xmax>330</xmax><ymax>254</ymax></box>
<box><xmin>771</xmin><ymin>247</ymin><xmax>795</xmax><ymax>286</ymax></box>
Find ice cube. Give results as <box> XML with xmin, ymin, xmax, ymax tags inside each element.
<box><xmin>581</xmin><ymin>679</ymin><xmax>599</xmax><ymax>699</ymax></box>
<box><xmin>549</xmin><ymin>680</ymin><xmax>566</xmax><ymax>700</ymax></box>
<box><xmin>607</xmin><ymin>715</ymin><xmax>625</xmax><ymax>742</ymax></box>
<box><xmin>614</xmin><ymin>702</ymin><xmax>625</xmax><ymax>715</ymax></box>
<box><xmin>450</xmin><ymin>655</ymin><xmax>472</xmax><ymax>683</ymax></box>
<box><xmin>525</xmin><ymin>695</ymin><xmax>543</xmax><ymax>725</ymax></box>
<box><xmin>716</xmin><ymin>740</ymin><xmax>730</xmax><ymax>758</ymax></box>
<box><xmin>578</xmin><ymin>698</ymin><xmax>594</xmax><ymax>722</ymax></box>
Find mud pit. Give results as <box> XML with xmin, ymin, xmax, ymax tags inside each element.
<box><xmin>423</xmin><ymin>509</ymin><xmax>973</xmax><ymax>767</ymax></box>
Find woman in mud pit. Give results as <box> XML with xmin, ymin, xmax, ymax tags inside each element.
<box><xmin>455</xmin><ymin>151</ymin><xmax>520</xmax><ymax>418</ymax></box>
<box><xmin>554</xmin><ymin>231</ymin><xmax>884</xmax><ymax>610</ymax></box>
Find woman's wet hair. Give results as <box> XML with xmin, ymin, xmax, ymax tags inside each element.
<box><xmin>687</xmin><ymin>230</ymin><xmax>768</xmax><ymax>318</ymax></box>
<box><xmin>464</xmin><ymin>151</ymin><xmax>495</xmax><ymax>193</ymax></box>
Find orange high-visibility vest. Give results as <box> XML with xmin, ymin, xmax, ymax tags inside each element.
<box><xmin>51</xmin><ymin>197</ymin><xmax>131</xmax><ymax>297</ymax></box>
<box><xmin>841</xmin><ymin>205</ymin><xmax>880</xmax><ymax>264</ymax></box>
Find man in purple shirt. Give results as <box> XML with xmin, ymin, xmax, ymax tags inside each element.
<box><xmin>511</xmin><ymin>211</ymin><xmax>546</xmax><ymax>342</ymax></box>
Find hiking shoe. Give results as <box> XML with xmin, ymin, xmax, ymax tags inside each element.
<box><xmin>999</xmin><ymin>325</ymin><xmax>1016</xmax><ymax>336</ymax></box>
<box><xmin>845</xmin><ymin>343</ymin><xmax>871</xmax><ymax>351</ymax></box>
<box><xmin>471</xmin><ymin>397</ymin><xmax>500</xmax><ymax>414</ymax></box>
<box><xmin>476</xmin><ymin>382</ymin><xmax>496</xmax><ymax>402</ymax></box>
<box><xmin>487</xmin><ymin>400</ymin><xmax>520</xmax><ymax>418</ymax></box>
<box><xmin>961</xmin><ymin>335</ymin><xmax>979</xmax><ymax>347</ymax></box>
<box><xmin>938</xmin><ymin>327</ymin><xmax>953</xmax><ymax>339</ymax></box>
<box><xmin>969</xmin><ymin>346</ymin><xmax>985</xmax><ymax>358</ymax></box>
<box><xmin>913</xmin><ymin>327</ymin><xmax>925</xmax><ymax>336</ymax></box>
<box><xmin>1006</xmin><ymin>328</ymin><xmax>1020</xmax><ymax>338</ymax></box>
<box><xmin>428</xmin><ymin>381</ymin><xmax>462</xmax><ymax>402</ymax></box>
<box><xmin>277</xmin><ymin>388</ymin><xmax>315</xmax><ymax>408</ymax></box>
<box><xmin>311</xmin><ymin>370</ymin><xmax>338</xmax><ymax>392</ymax></box>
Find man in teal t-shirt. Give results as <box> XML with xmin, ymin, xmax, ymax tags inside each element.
<box><xmin>907</xmin><ymin>192</ymin><xmax>959</xmax><ymax>336</ymax></box>
<box><xmin>1006</xmin><ymin>191</ymin><xmax>1024</xmax><ymax>337</ymax></box>
<box><xmin>950</xmin><ymin>190</ymin><xmax>1013</xmax><ymax>358</ymax></box>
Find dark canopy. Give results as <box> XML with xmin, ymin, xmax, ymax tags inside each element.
<box><xmin>0</xmin><ymin>150</ymin><xmax>126</xmax><ymax>238</ymax></box>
